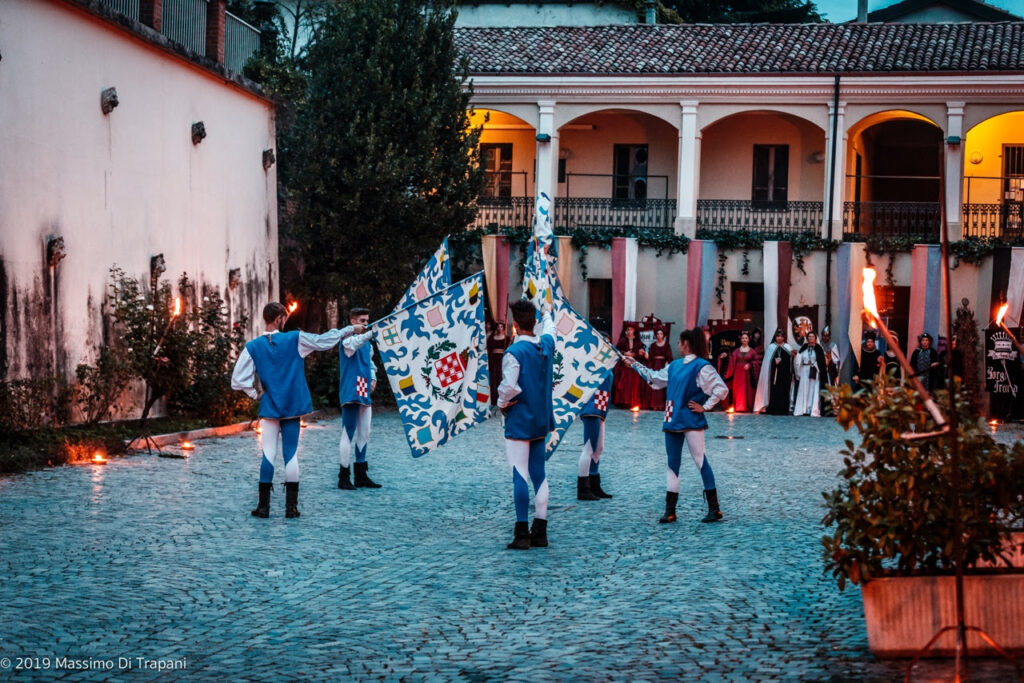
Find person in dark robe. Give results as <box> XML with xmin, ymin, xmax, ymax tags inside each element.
<box><xmin>725</xmin><ymin>331</ymin><xmax>761</xmax><ymax>412</ymax></box>
<box><xmin>613</xmin><ymin>323</ymin><xmax>647</xmax><ymax>408</ymax></box>
<box><xmin>821</xmin><ymin>326</ymin><xmax>840</xmax><ymax>387</ymax></box>
<box><xmin>645</xmin><ymin>326</ymin><xmax>674</xmax><ymax>411</ymax></box>
<box><xmin>487</xmin><ymin>321</ymin><xmax>509</xmax><ymax>405</ymax></box>
<box><xmin>754</xmin><ymin>329</ymin><xmax>795</xmax><ymax>415</ymax></box>
<box><xmin>910</xmin><ymin>332</ymin><xmax>945</xmax><ymax>392</ymax></box>
<box><xmin>750</xmin><ymin>327</ymin><xmax>764</xmax><ymax>355</ymax></box>
<box><xmin>854</xmin><ymin>332</ymin><xmax>883</xmax><ymax>391</ymax></box>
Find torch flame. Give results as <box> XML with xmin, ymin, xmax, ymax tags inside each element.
<box><xmin>287</xmin><ymin>301</ymin><xmax>299</xmax><ymax>315</ymax></box>
<box><xmin>862</xmin><ymin>267</ymin><xmax>879</xmax><ymax>327</ymax></box>
<box><xmin>172</xmin><ymin>297</ymin><xmax>182</xmax><ymax>317</ymax></box>
<box><xmin>996</xmin><ymin>302</ymin><xmax>1009</xmax><ymax>326</ymax></box>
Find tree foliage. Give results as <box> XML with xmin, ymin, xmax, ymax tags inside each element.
<box><xmin>286</xmin><ymin>0</ymin><xmax>485</xmax><ymax>315</ymax></box>
<box><xmin>667</xmin><ymin>0</ymin><xmax>822</xmax><ymax>23</ymax></box>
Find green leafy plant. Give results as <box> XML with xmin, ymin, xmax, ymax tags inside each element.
<box><xmin>108</xmin><ymin>266</ymin><xmax>192</xmax><ymax>427</ymax></box>
<box><xmin>169</xmin><ymin>279</ymin><xmax>254</xmax><ymax>426</ymax></box>
<box><xmin>822</xmin><ymin>376</ymin><xmax>1024</xmax><ymax>590</ymax></box>
<box><xmin>74</xmin><ymin>347</ymin><xmax>133</xmax><ymax>424</ymax></box>
<box><xmin>0</xmin><ymin>376</ymin><xmax>71</xmax><ymax>434</ymax></box>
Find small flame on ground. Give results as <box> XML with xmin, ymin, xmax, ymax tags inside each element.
<box><xmin>630</xmin><ymin>405</ymin><xmax>640</xmax><ymax>412</ymax></box>
<box><xmin>862</xmin><ymin>268</ymin><xmax>879</xmax><ymax>326</ymax></box>
<box><xmin>726</xmin><ymin>407</ymin><xmax>736</xmax><ymax>414</ymax></box>
<box><xmin>172</xmin><ymin>297</ymin><xmax>182</xmax><ymax>317</ymax></box>
<box><xmin>255</xmin><ymin>425</ymin><xmax>262</xmax><ymax>435</ymax></box>
<box><xmin>996</xmin><ymin>303</ymin><xmax>1009</xmax><ymax>326</ymax></box>
<box><xmin>181</xmin><ymin>441</ymin><xmax>195</xmax><ymax>451</ymax></box>
<box><xmin>92</xmin><ymin>451</ymin><xmax>107</xmax><ymax>464</ymax></box>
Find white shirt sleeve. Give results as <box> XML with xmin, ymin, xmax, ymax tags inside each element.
<box><xmin>632</xmin><ymin>361</ymin><xmax>669</xmax><ymax>390</ymax></box>
<box><xmin>697</xmin><ymin>364</ymin><xmax>730</xmax><ymax>411</ymax></box>
<box><xmin>230</xmin><ymin>348</ymin><xmax>259</xmax><ymax>400</ymax></box>
<box><xmin>342</xmin><ymin>330</ymin><xmax>374</xmax><ymax>357</ymax></box>
<box><xmin>539</xmin><ymin>310</ymin><xmax>556</xmax><ymax>339</ymax></box>
<box><xmin>298</xmin><ymin>325</ymin><xmax>355</xmax><ymax>358</ymax></box>
<box><xmin>496</xmin><ymin>352</ymin><xmax>522</xmax><ymax>408</ymax></box>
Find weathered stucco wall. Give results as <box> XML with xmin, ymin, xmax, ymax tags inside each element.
<box><xmin>0</xmin><ymin>0</ymin><xmax>277</xmax><ymax>383</ymax></box>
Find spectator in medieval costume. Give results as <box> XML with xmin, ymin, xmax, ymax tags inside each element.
<box><xmin>644</xmin><ymin>326</ymin><xmax>674</xmax><ymax>411</ymax></box>
<box><xmin>793</xmin><ymin>331</ymin><xmax>827</xmax><ymax>417</ymax></box>
<box><xmin>750</xmin><ymin>327</ymin><xmax>764</xmax><ymax>355</ymax></box>
<box><xmin>853</xmin><ymin>331</ymin><xmax>882</xmax><ymax>391</ymax></box>
<box><xmin>613</xmin><ymin>323</ymin><xmax>647</xmax><ymax>408</ymax></box>
<box><xmin>754</xmin><ymin>329</ymin><xmax>795</xmax><ymax>415</ymax></box>
<box><xmin>487</xmin><ymin>321</ymin><xmax>509</xmax><ymax>405</ymax></box>
<box><xmin>884</xmin><ymin>332</ymin><xmax>903</xmax><ymax>382</ymax></box>
<box><xmin>725</xmin><ymin>331</ymin><xmax>760</xmax><ymax>412</ymax></box>
<box><xmin>820</xmin><ymin>326</ymin><xmax>840</xmax><ymax>387</ymax></box>
<box><xmin>910</xmin><ymin>332</ymin><xmax>945</xmax><ymax>392</ymax></box>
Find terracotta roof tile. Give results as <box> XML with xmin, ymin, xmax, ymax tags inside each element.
<box><xmin>454</xmin><ymin>23</ymin><xmax>1024</xmax><ymax>74</ymax></box>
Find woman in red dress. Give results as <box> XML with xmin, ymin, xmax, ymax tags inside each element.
<box><xmin>725</xmin><ymin>331</ymin><xmax>761</xmax><ymax>413</ymax></box>
<box><xmin>644</xmin><ymin>326</ymin><xmax>673</xmax><ymax>410</ymax></box>
<box><xmin>613</xmin><ymin>323</ymin><xmax>647</xmax><ymax>408</ymax></box>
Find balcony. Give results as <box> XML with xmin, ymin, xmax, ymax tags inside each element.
<box><xmin>696</xmin><ymin>199</ymin><xmax>822</xmax><ymax>235</ymax></box>
<box><xmin>225</xmin><ymin>12</ymin><xmax>261</xmax><ymax>73</ymax></box>
<box><xmin>962</xmin><ymin>203</ymin><xmax>1024</xmax><ymax>239</ymax></box>
<box><xmin>470</xmin><ymin>197</ymin><xmax>535</xmax><ymax>230</ymax></box>
<box><xmin>842</xmin><ymin>201</ymin><xmax>941</xmax><ymax>240</ymax></box>
<box><xmin>554</xmin><ymin>198</ymin><xmax>676</xmax><ymax>231</ymax></box>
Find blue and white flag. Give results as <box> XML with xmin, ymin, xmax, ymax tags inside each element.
<box><xmin>545</xmin><ymin>297</ymin><xmax>619</xmax><ymax>457</ymax></box>
<box><xmin>393</xmin><ymin>239</ymin><xmax>451</xmax><ymax>313</ymax></box>
<box><xmin>534</xmin><ymin>192</ymin><xmax>553</xmax><ymax>250</ymax></box>
<box><xmin>522</xmin><ymin>237</ymin><xmax>553</xmax><ymax>309</ymax></box>
<box><xmin>375</xmin><ymin>273</ymin><xmax>490</xmax><ymax>458</ymax></box>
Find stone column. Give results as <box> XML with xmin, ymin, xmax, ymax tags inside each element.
<box><xmin>535</xmin><ymin>101</ymin><xmax>559</xmax><ymax>210</ymax></box>
<box><xmin>674</xmin><ymin>100</ymin><xmax>700</xmax><ymax>238</ymax></box>
<box><xmin>823</xmin><ymin>100</ymin><xmax>847</xmax><ymax>239</ymax></box>
<box><xmin>945</xmin><ymin>101</ymin><xmax>965</xmax><ymax>241</ymax></box>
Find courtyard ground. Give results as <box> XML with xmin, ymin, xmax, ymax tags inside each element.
<box><xmin>1</xmin><ymin>409</ymin><xmax>1021</xmax><ymax>681</ymax></box>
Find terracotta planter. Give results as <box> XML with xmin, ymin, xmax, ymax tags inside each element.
<box><xmin>861</xmin><ymin>573</ymin><xmax>1024</xmax><ymax>657</ymax></box>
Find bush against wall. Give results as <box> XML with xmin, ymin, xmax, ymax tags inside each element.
<box><xmin>74</xmin><ymin>346</ymin><xmax>133</xmax><ymax>424</ymax></box>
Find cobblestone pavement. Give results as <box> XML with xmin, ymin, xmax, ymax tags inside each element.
<box><xmin>1</xmin><ymin>410</ymin><xmax>1022</xmax><ymax>682</ymax></box>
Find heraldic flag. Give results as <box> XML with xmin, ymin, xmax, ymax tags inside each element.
<box><xmin>375</xmin><ymin>272</ymin><xmax>490</xmax><ymax>457</ymax></box>
<box><xmin>393</xmin><ymin>239</ymin><xmax>451</xmax><ymax>313</ymax></box>
<box><xmin>520</xmin><ymin>201</ymin><xmax>618</xmax><ymax>457</ymax></box>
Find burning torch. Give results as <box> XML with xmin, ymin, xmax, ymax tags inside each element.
<box><xmin>995</xmin><ymin>303</ymin><xmax>1024</xmax><ymax>356</ymax></box>
<box><xmin>152</xmin><ymin>296</ymin><xmax>182</xmax><ymax>358</ymax></box>
<box><xmin>862</xmin><ymin>267</ymin><xmax>947</xmax><ymax>432</ymax></box>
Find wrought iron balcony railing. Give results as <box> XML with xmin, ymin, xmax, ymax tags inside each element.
<box><xmin>470</xmin><ymin>196</ymin><xmax>535</xmax><ymax>230</ymax></box>
<box><xmin>842</xmin><ymin>201</ymin><xmax>941</xmax><ymax>239</ymax></box>
<box><xmin>962</xmin><ymin>203</ymin><xmax>1024</xmax><ymax>239</ymax></box>
<box><xmin>553</xmin><ymin>198</ymin><xmax>676</xmax><ymax>230</ymax></box>
<box><xmin>696</xmin><ymin>199</ymin><xmax>822</xmax><ymax>235</ymax></box>
<box><xmin>101</xmin><ymin>0</ymin><xmax>140</xmax><ymax>20</ymax></box>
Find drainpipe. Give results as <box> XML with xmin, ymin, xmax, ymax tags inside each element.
<box><xmin>857</xmin><ymin>0</ymin><xmax>868</xmax><ymax>22</ymax></box>
<box><xmin>825</xmin><ymin>74</ymin><xmax>841</xmax><ymax>329</ymax></box>
<box><xmin>644</xmin><ymin>0</ymin><xmax>657</xmax><ymax>24</ymax></box>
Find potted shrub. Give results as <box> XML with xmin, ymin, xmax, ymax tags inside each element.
<box><xmin>822</xmin><ymin>375</ymin><xmax>1024</xmax><ymax>657</ymax></box>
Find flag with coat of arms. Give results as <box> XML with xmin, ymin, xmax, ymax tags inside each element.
<box><xmin>520</xmin><ymin>196</ymin><xmax>619</xmax><ymax>457</ymax></box>
<box><xmin>374</xmin><ymin>272</ymin><xmax>490</xmax><ymax>457</ymax></box>
<box><xmin>393</xmin><ymin>239</ymin><xmax>451</xmax><ymax>313</ymax></box>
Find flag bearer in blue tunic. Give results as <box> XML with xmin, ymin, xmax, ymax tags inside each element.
<box><xmin>577</xmin><ymin>371</ymin><xmax>614</xmax><ymax>501</ymax></box>
<box><xmin>231</xmin><ymin>302</ymin><xmax>363</xmax><ymax>519</ymax></box>
<box><xmin>497</xmin><ymin>299</ymin><xmax>556</xmax><ymax>550</ymax></box>
<box><xmin>337</xmin><ymin>307</ymin><xmax>382</xmax><ymax>490</ymax></box>
<box><xmin>626</xmin><ymin>327</ymin><xmax>729</xmax><ymax>524</ymax></box>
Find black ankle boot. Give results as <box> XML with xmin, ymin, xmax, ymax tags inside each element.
<box><xmin>506</xmin><ymin>521</ymin><xmax>531</xmax><ymax>550</ymax></box>
<box><xmin>577</xmin><ymin>476</ymin><xmax>599</xmax><ymax>501</ymax></box>
<box><xmin>659</xmin><ymin>491</ymin><xmax>678</xmax><ymax>524</ymax></box>
<box><xmin>530</xmin><ymin>519</ymin><xmax>548</xmax><ymax>548</ymax></box>
<box><xmin>284</xmin><ymin>482</ymin><xmax>300</xmax><ymax>518</ymax></box>
<box><xmin>701</xmin><ymin>488</ymin><xmax>723</xmax><ymax>523</ymax></box>
<box><xmin>251</xmin><ymin>482</ymin><xmax>272</xmax><ymax>518</ymax></box>
<box><xmin>338</xmin><ymin>465</ymin><xmax>355</xmax><ymax>490</ymax></box>
<box><xmin>353</xmin><ymin>461</ymin><xmax>381</xmax><ymax>488</ymax></box>
<box><xmin>590</xmin><ymin>474</ymin><xmax>612</xmax><ymax>499</ymax></box>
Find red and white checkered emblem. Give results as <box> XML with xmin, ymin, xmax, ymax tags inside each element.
<box><xmin>593</xmin><ymin>390</ymin><xmax>609</xmax><ymax>412</ymax></box>
<box><xmin>664</xmin><ymin>400</ymin><xmax>674</xmax><ymax>422</ymax></box>
<box><xmin>356</xmin><ymin>376</ymin><xmax>368</xmax><ymax>397</ymax></box>
<box><xmin>434</xmin><ymin>352</ymin><xmax>465</xmax><ymax>388</ymax></box>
